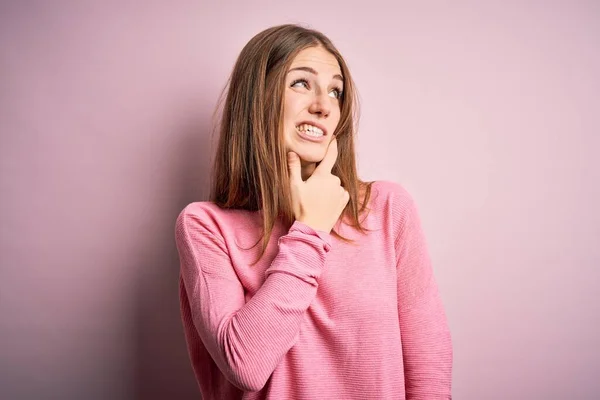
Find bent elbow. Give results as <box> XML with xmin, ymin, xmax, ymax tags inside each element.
<box><xmin>215</xmin><ymin>317</ymin><xmax>278</xmax><ymax>392</ymax></box>
<box><xmin>220</xmin><ymin>337</ymin><xmax>272</xmax><ymax>392</ymax></box>
<box><xmin>225</xmin><ymin>364</ymin><xmax>270</xmax><ymax>392</ymax></box>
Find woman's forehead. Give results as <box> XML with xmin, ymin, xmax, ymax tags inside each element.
<box><xmin>290</xmin><ymin>47</ymin><xmax>341</xmax><ymax>74</ymax></box>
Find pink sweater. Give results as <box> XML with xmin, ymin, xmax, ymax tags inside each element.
<box><xmin>175</xmin><ymin>180</ymin><xmax>453</xmax><ymax>399</ymax></box>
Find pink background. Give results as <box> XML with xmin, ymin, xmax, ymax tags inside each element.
<box><xmin>1</xmin><ymin>1</ymin><xmax>598</xmax><ymax>399</ymax></box>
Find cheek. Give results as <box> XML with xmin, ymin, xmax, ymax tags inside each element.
<box><xmin>330</xmin><ymin>108</ymin><xmax>342</xmax><ymax>129</ymax></box>
<box><xmin>284</xmin><ymin>93</ymin><xmax>301</xmax><ymax>124</ymax></box>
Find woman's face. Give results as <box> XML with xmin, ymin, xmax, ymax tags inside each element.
<box><xmin>283</xmin><ymin>46</ymin><xmax>343</xmax><ymax>173</ymax></box>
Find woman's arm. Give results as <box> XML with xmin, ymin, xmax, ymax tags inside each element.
<box><xmin>394</xmin><ymin>189</ymin><xmax>453</xmax><ymax>399</ymax></box>
<box><xmin>175</xmin><ymin>206</ymin><xmax>331</xmax><ymax>392</ymax></box>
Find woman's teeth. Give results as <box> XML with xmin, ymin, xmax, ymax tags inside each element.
<box><xmin>296</xmin><ymin>124</ymin><xmax>324</xmax><ymax>137</ymax></box>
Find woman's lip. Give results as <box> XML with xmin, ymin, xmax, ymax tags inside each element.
<box><xmin>296</xmin><ymin>128</ymin><xmax>327</xmax><ymax>142</ymax></box>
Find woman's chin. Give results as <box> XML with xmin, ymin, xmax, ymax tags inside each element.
<box><xmin>286</xmin><ymin>141</ymin><xmax>326</xmax><ymax>164</ymax></box>
<box><xmin>293</xmin><ymin>146</ymin><xmax>325</xmax><ymax>161</ymax></box>
<box><xmin>297</xmin><ymin>153</ymin><xmax>322</xmax><ymax>165</ymax></box>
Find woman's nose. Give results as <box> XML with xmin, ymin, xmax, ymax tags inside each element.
<box><xmin>308</xmin><ymin>90</ymin><xmax>331</xmax><ymax>117</ymax></box>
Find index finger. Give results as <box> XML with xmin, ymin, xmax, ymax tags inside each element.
<box><xmin>314</xmin><ymin>137</ymin><xmax>338</xmax><ymax>175</ymax></box>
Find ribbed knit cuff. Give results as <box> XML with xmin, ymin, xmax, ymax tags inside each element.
<box><xmin>264</xmin><ymin>220</ymin><xmax>332</xmax><ymax>285</ymax></box>
<box><xmin>286</xmin><ymin>220</ymin><xmax>332</xmax><ymax>251</ymax></box>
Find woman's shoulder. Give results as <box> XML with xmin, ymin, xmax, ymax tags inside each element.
<box><xmin>177</xmin><ymin>201</ymin><xmax>221</xmax><ymax>225</ymax></box>
<box><xmin>178</xmin><ymin>201</ymin><xmax>226</xmax><ymax>219</ymax></box>
<box><xmin>366</xmin><ymin>180</ymin><xmax>423</xmax><ymax>240</ymax></box>
<box><xmin>175</xmin><ymin>201</ymin><xmax>254</xmax><ymax>242</ymax></box>
<box><xmin>369</xmin><ymin>180</ymin><xmax>418</xmax><ymax>212</ymax></box>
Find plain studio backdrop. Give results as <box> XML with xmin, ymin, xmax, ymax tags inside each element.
<box><xmin>1</xmin><ymin>1</ymin><xmax>598</xmax><ymax>399</ymax></box>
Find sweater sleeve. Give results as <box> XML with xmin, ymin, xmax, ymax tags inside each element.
<box><xmin>175</xmin><ymin>208</ymin><xmax>332</xmax><ymax>392</ymax></box>
<box><xmin>394</xmin><ymin>190</ymin><xmax>453</xmax><ymax>399</ymax></box>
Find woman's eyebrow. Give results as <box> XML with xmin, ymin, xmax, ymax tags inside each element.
<box><xmin>288</xmin><ymin>66</ymin><xmax>344</xmax><ymax>82</ymax></box>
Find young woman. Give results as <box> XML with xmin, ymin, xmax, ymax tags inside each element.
<box><xmin>175</xmin><ymin>24</ymin><xmax>453</xmax><ymax>399</ymax></box>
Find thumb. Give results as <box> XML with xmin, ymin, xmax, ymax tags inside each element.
<box><xmin>287</xmin><ymin>151</ymin><xmax>302</xmax><ymax>183</ymax></box>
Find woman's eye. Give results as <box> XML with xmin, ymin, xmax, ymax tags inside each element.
<box><xmin>291</xmin><ymin>79</ymin><xmax>342</xmax><ymax>99</ymax></box>
<box><xmin>291</xmin><ymin>79</ymin><xmax>309</xmax><ymax>89</ymax></box>
<box><xmin>329</xmin><ymin>88</ymin><xmax>343</xmax><ymax>99</ymax></box>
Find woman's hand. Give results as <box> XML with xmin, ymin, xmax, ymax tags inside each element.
<box><xmin>287</xmin><ymin>138</ymin><xmax>350</xmax><ymax>233</ymax></box>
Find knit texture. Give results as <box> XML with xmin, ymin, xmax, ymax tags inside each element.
<box><xmin>175</xmin><ymin>180</ymin><xmax>453</xmax><ymax>399</ymax></box>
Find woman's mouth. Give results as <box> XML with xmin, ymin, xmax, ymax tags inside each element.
<box><xmin>295</xmin><ymin>123</ymin><xmax>326</xmax><ymax>142</ymax></box>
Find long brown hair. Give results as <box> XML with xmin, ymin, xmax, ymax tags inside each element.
<box><xmin>210</xmin><ymin>24</ymin><xmax>373</xmax><ymax>264</ymax></box>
